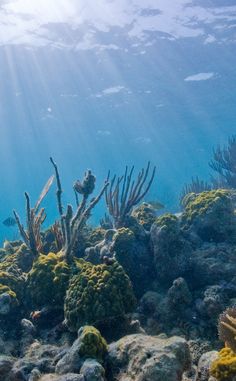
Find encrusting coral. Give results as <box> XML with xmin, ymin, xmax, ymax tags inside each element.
<box><xmin>131</xmin><ymin>202</ymin><xmax>157</xmax><ymax>230</ymax></box>
<box><xmin>77</xmin><ymin>325</ymin><xmax>108</xmax><ymax>362</ymax></box>
<box><xmin>150</xmin><ymin>213</ymin><xmax>191</xmax><ymax>284</ymax></box>
<box><xmin>210</xmin><ymin>347</ymin><xmax>236</xmax><ymax>381</ymax></box>
<box><xmin>0</xmin><ymin>264</ymin><xmax>25</xmax><ymax>315</ymax></box>
<box><xmin>181</xmin><ymin>189</ymin><xmax>236</xmax><ymax>242</ymax></box>
<box><xmin>111</xmin><ymin>227</ymin><xmax>153</xmax><ymax>297</ymax></box>
<box><xmin>209</xmin><ymin>307</ymin><xmax>236</xmax><ymax>380</ymax></box>
<box><xmin>180</xmin><ymin>176</ymin><xmax>212</xmax><ymax>205</ymax></box>
<box><xmin>64</xmin><ymin>260</ymin><xmax>136</xmax><ymax>332</ymax></box>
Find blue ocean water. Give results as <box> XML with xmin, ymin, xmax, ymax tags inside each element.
<box><xmin>0</xmin><ymin>0</ymin><xmax>236</xmax><ymax>243</ymax></box>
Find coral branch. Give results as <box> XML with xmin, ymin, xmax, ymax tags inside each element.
<box><xmin>105</xmin><ymin>162</ymin><xmax>156</xmax><ymax>228</ymax></box>
<box><xmin>50</xmin><ymin>159</ymin><xmax>109</xmax><ymax>263</ymax></box>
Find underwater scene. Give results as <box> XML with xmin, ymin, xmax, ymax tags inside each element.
<box><xmin>0</xmin><ymin>1</ymin><xmax>236</xmax><ymax>380</ymax></box>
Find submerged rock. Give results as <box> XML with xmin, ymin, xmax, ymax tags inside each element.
<box><xmin>80</xmin><ymin>359</ymin><xmax>105</xmax><ymax>381</ymax></box>
<box><xmin>39</xmin><ymin>374</ymin><xmax>84</xmax><ymax>381</ymax></box>
<box><xmin>9</xmin><ymin>341</ymin><xmax>65</xmax><ymax>380</ymax></box>
<box><xmin>0</xmin><ymin>355</ymin><xmax>15</xmax><ymax>379</ymax></box>
<box><xmin>196</xmin><ymin>351</ymin><xmax>218</xmax><ymax>381</ymax></box>
<box><xmin>107</xmin><ymin>333</ymin><xmax>191</xmax><ymax>381</ymax></box>
<box><xmin>181</xmin><ymin>189</ymin><xmax>236</xmax><ymax>243</ymax></box>
<box><xmin>151</xmin><ymin>213</ymin><xmax>192</xmax><ymax>285</ymax></box>
<box><xmin>191</xmin><ymin>243</ymin><xmax>236</xmax><ymax>287</ymax></box>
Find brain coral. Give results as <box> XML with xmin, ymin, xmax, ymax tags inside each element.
<box><xmin>64</xmin><ymin>261</ymin><xmax>136</xmax><ymax>331</ymax></box>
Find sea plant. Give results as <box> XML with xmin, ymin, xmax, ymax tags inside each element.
<box><xmin>13</xmin><ymin>176</ymin><xmax>54</xmax><ymax>257</ymax></box>
<box><xmin>179</xmin><ymin>135</ymin><xmax>236</xmax><ymax>204</ymax></box>
<box><xmin>105</xmin><ymin>162</ymin><xmax>156</xmax><ymax>228</ymax></box>
<box><xmin>210</xmin><ymin>135</ymin><xmax>236</xmax><ymax>188</ymax></box>
<box><xmin>180</xmin><ymin>176</ymin><xmax>212</xmax><ymax>206</ymax></box>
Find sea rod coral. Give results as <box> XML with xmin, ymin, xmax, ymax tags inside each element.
<box><xmin>50</xmin><ymin>157</ymin><xmax>109</xmax><ymax>263</ymax></box>
<box><xmin>105</xmin><ymin>162</ymin><xmax>156</xmax><ymax>228</ymax></box>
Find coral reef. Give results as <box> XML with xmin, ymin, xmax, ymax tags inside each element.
<box><xmin>64</xmin><ymin>261</ymin><xmax>136</xmax><ymax>332</ymax></box>
<box><xmin>2</xmin><ymin>156</ymin><xmax>236</xmax><ymax>380</ymax></box>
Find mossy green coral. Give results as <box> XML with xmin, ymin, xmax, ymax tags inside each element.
<box><xmin>182</xmin><ymin>189</ymin><xmax>232</xmax><ymax>222</ymax></box>
<box><xmin>64</xmin><ymin>261</ymin><xmax>136</xmax><ymax>331</ymax></box>
<box><xmin>210</xmin><ymin>347</ymin><xmax>236</xmax><ymax>381</ymax></box>
<box><xmin>0</xmin><ymin>243</ymin><xmax>33</xmax><ymax>273</ymax></box>
<box><xmin>0</xmin><ymin>266</ymin><xmax>25</xmax><ymax>296</ymax></box>
<box><xmin>0</xmin><ymin>266</ymin><xmax>25</xmax><ymax>308</ymax></box>
<box><xmin>112</xmin><ymin>228</ymin><xmax>135</xmax><ymax>255</ymax></box>
<box><xmin>181</xmin><ymin>189</ymin><xmax>236</xmax><ymax>242</ymax></box>
<box><xmin>132</xmin><ymin>203</ymin><xmax>156</xmax><ymax>230</ymax></box>
<box><xmin>78</xmin><ymin>325</ymin><xmax>107</xmax><ymax>362</ymax></box>
<box><xmin>27</xmin><ymin>252</ymin><xmax>75</xmax><ymax>309</ymax></box>
<box><xmin>155</xmin><ymin>213</ymin><xmax>179</xmax><ymax>232</ymax></box>
<box><xmin>0</xmin><ymin>284</ymin><xmax>17</xmax><ymax>299</ymax></box>
<box><xmin>87</xmin><ymin>227</ymin><xmax>106</xmax><ymax>247</ymax></box>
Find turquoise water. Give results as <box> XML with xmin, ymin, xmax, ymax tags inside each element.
<box><xmin>0</xmin><ymin>0</ymin><xmax>236</xmax><ymax>242</ymax></box>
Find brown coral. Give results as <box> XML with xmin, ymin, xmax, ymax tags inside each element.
<box><xmin>219</xmin><ymin>307</ymin><xmax>236</xmax><ymax>352</ymax></box>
